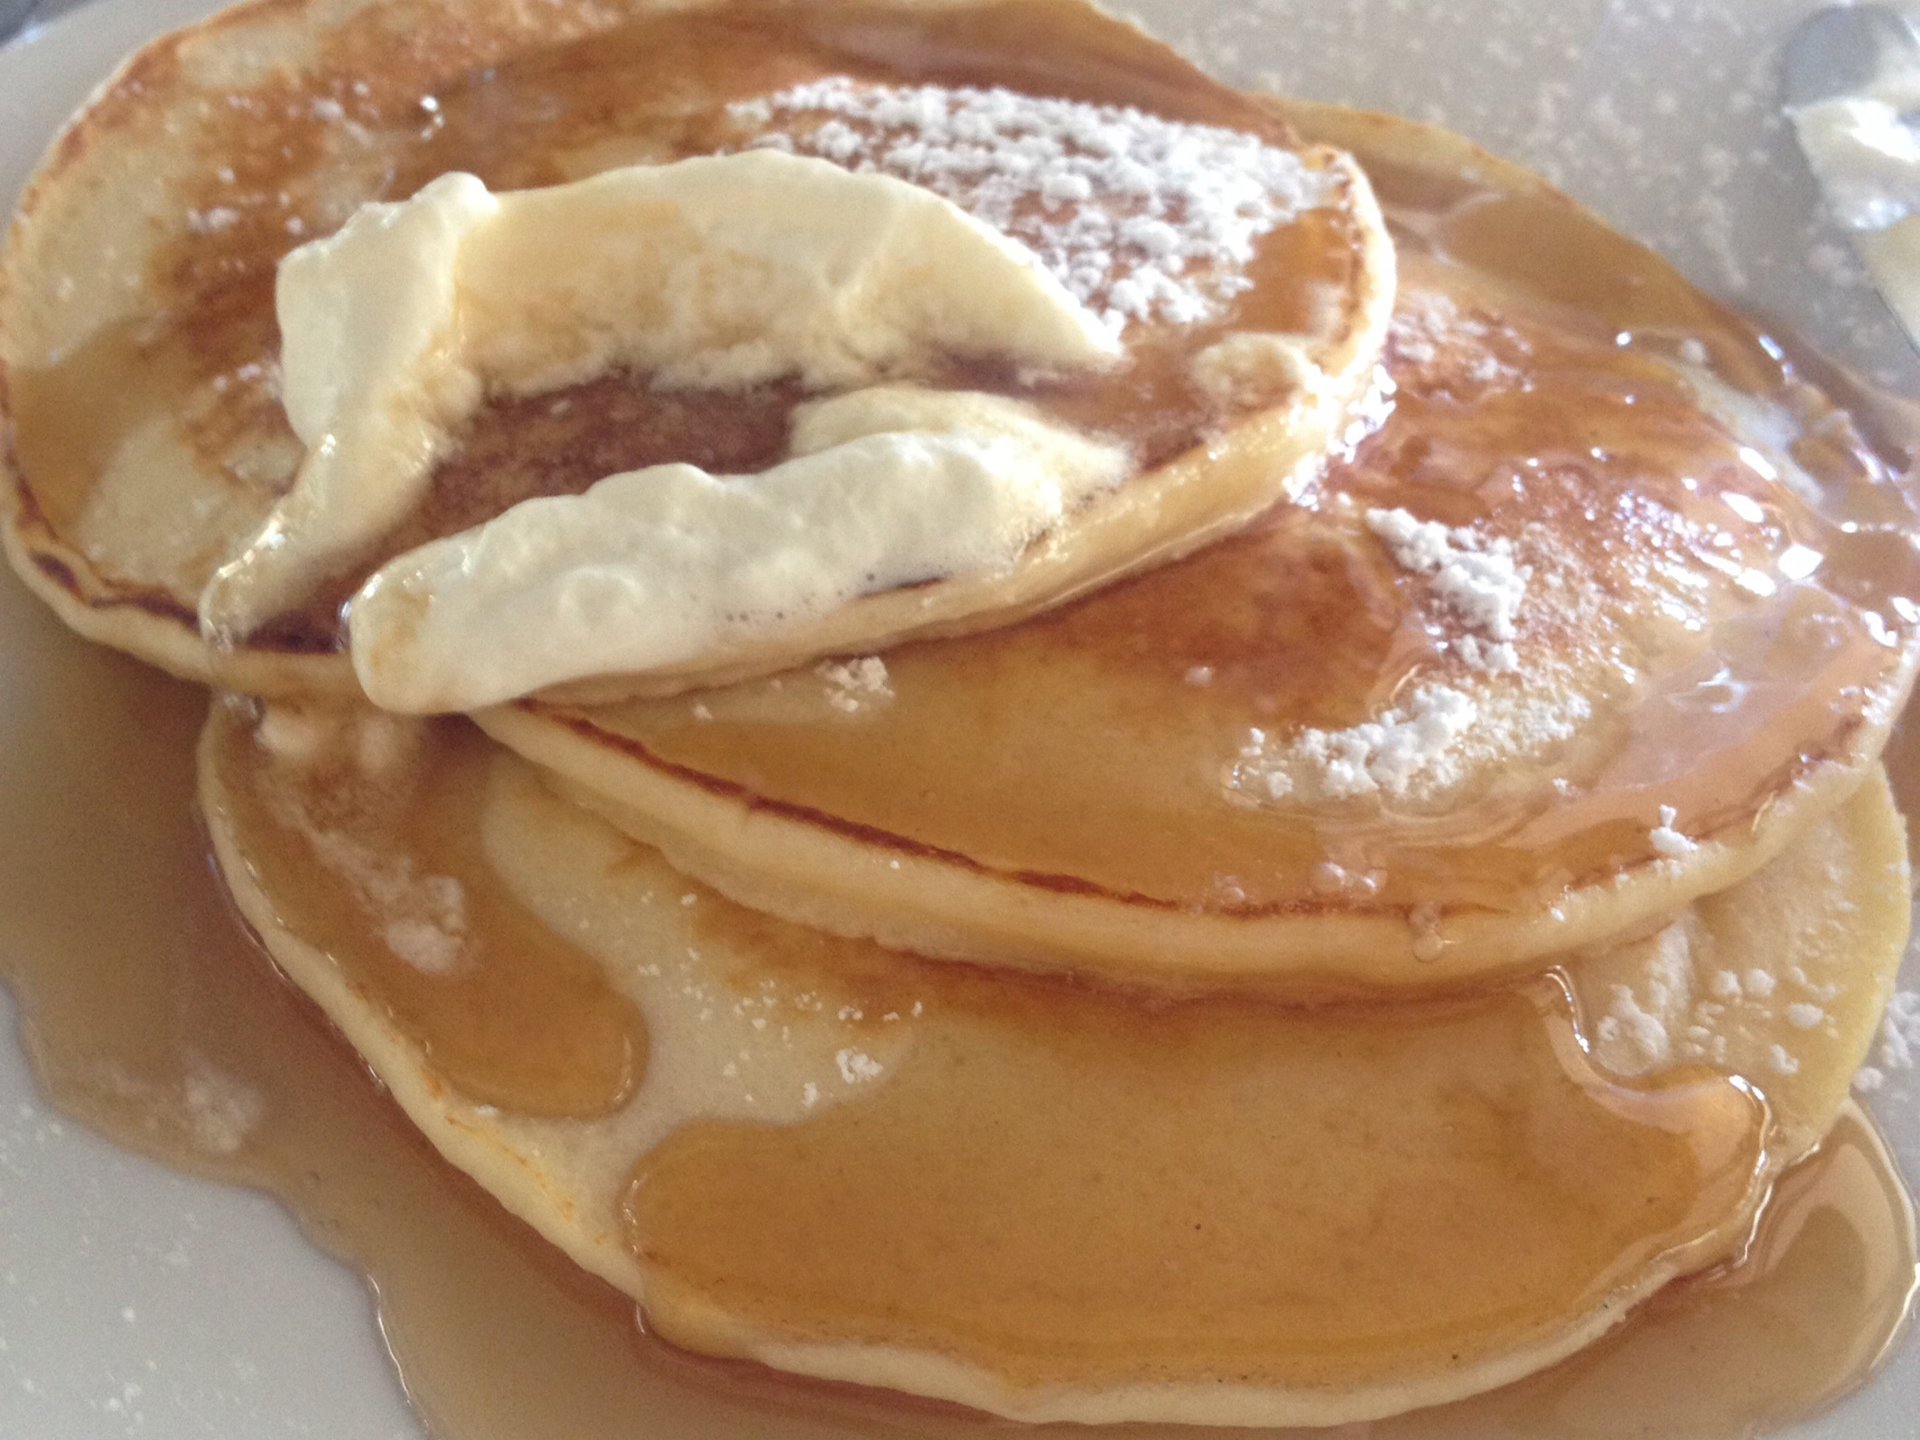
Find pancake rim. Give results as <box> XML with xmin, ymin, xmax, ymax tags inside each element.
<box><xmin>480</xmin><ymin>688</ymin><xmax>1904</xmax><ymax>995</ymax></box>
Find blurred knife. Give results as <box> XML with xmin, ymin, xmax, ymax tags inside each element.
<box><xmin>0</xmin><ymin>0</ymin><xmax>40</xmax><ymax>45</ymax></box>
<box><xmin>1785</xmin><ymin>4</ymin><xmax>1920</xmax><ymax>355</ymax></box>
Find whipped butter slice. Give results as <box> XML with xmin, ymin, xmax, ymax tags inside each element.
<box><xmin>1787</xmin><ymin>61</ymin><xmax>1920</xmax><ymax>344</ymax></box>
<box><xmin>353</xmin><ymin>387</ymin><xmax>1124</xmax><ymax>712</ymax></box>
<box><xmin>197</xmin><ymin>151</ymin><xmax>1122</xmax><ymax>657</ymax></box>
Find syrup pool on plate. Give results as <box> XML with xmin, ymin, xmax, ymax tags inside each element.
<box><xmin>1</xmin><ymin>0</ymin><xmax>1917</xmax><ymax>1435</ymax></box>
<box><xmin>0</xmin><ymin>573</ymin><xmax>1913</xmax><ymax>1438</ymax></box>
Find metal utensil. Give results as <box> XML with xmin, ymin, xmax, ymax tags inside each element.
<box><xmin>1785</xmin><ymin>5</ymin><xmax>1920</xmax><ymax>354</ymax></box>
<box><xmin>1784</xmin><ymin>4</ymin><xmax>1920</xmax><ymax>108</ymax></box>
<box><xmin>0</xmin><ymin>0</ymin><xmax>41</xmax><ymax>45</ymax></box>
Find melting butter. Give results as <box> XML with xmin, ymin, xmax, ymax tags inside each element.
<box><xmin>198</xmin><ymin>151</ymin><xmax>1122</xmax><ymax>665</ymax></box>
<box><xmin>350</xmin><ymin>386</ymin><xmax>1126</xmax><ymax>713</ymax></box>
<box><xmin>1789</xmin><ymin>67</ymin><xmax>1920</xmax><ymax>234</ymax></box>
<box><xmin>1788</xmin><ymin>54</ymin><xmax>1920</xmax><ymax>342</ymax></box>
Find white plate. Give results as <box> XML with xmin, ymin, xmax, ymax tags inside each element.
<box><xmin>1</xmin><ymin>1</ymin><xmax>1916</xmax><ymax>1437</ymax></box>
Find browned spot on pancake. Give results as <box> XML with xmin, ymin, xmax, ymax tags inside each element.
<box><xmin>29</xmin><ymin>548</ymin><xmax>78</xmax><ymax>595</ymax></box>
<box><xmin>17</xmin><ymin>517</ymin><xmax>202</xmax><ymax>627</ymax></box>
<box><xmin>419</xmin><ymin>377</ymin><xmax>810</xmax><ymax>532</ymax></box>
<box><xmin>256</xmin><ymin>373</ymin><xmax>819</xmax><ymax>647</ymax></box>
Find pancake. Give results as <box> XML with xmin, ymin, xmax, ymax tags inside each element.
<box><xmin>483</xmin><ymin>103</ymin><xmax>1920</xmax><ymax>996</ymax></box>
<box><xmin>0</xmin><ymin>0</ymin><xmax>1393</xmax><ymax>706</ymax></box>
<box><xmin>9</xmin><ymin>0</ymin><xmax>1918</xmax><ymax>1428</ymax></box>
<box><xmin>198</xmin><ymin>697</ymin><xmax>1910</xmax><ymax>1426</ymax></box>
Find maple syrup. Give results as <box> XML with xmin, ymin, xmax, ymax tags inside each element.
<box><xmin>0</xmin><ymin>570</ymin><xmax>1913</xmax><ymax>1438</ymax></box>
<box><xmin>1</xmin><ymin>1</ymin><xmax>1916</xmax><ymax>1435</ymax></box>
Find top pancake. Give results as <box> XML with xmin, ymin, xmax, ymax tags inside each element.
<box><xmin>0</xmin><ymin>0</ymin><xmax>1392</xmax><ymax>703</ymax></box>
<box><xmin>484</xmin><ymin>103</ymin><xmax>1920</xmax><ymax>994</ymax></box>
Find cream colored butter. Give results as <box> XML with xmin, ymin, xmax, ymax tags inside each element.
<box><xmin>197</xmin><ymin>152</ymin><xmax>1121</xmax><ymax>643</ymax></box>
<box><xmin>1789</xmin><ymin>72</ymin><xmax>1920</xmax><ymax>233</ymax></box>
<box><xmin>1788</xmin><ymin>64</ymin><xmax>1920</xmax><ymax>341</ymax></box>
<box><xmin>349</xmin><ymin>388</ymin><xmax>1127</xmax><ymax>713</ymax></box>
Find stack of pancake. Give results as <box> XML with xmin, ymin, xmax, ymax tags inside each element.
<box><xmin>4</xmin><ymin>0</ymin><xmax>1917</xmax><ymax>1426</ymax></box>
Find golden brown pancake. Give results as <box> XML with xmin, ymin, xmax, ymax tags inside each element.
<box><xmin>199</xmin><ymin>698</ymin><xmax>1910</xmax><ymax>1426</ymax></box>
<box><xmin>483</xmin><ymin>103</ymin><xmax>1920</xmax><ymax>995</ymax></box>
<box><xmin>1</xmin><ymin>0</ymin><xmax>1393</xmax><ymax>703</ymax></box>
<box><xmin>7</xmin><ymin>0</ymin><xmax>1917</xmax><ymax>1429</ymax></box>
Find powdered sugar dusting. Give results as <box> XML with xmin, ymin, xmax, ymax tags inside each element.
<box><xmin>309</xmin><ymin>831</ymin><xmax>468</xmax><ymax>974</ymax></box>
<box><xmin>1232</xmin><ymin>673</ymin><xmax>1590</xmax><ymax>806</ymax></box>
<box><xmin>816</xmin><ymin>655</ymin><xmax>893</xmax><ymax>714</ymax></box>
<box><xmin>733</xmin><ymin>78</ymin><xmax>1339</xmax><ymax>337</ymax></box>
<box><xmin>1649</xmin><ymin>804</ymin><xmax>1698</xmax><ymax>859</ymax></box>
<box><xmin>1241</xmin><ymin>683</ymin><xmax>1477</xmax><ymax>802</ymax></box>
<box><xmin>1365</xmin><ymin>506</ymin><xmax>1530</xmax><ymax>670</ymax></box>
<box><xmin>1593</xmin><ymin>924</ymin><xmax>1811</xmax><ymax>1077</ymax></box>
<box><xmin>253</xmin><ymin>710</ymin><xmax>468</xmax><ymax>976</ymax></box>
<box><xmin>835</xmin><ymin>1047</ymin><xmax>886</xmax><ymax>1085</ymax></box>
<box><xmin>1131</xmin><ymin>0</ymin><xmax>1917</xmax><ymax>390</ymax></box>
<box><xmin>1589</xmin><ymin>917</ymin><xmax>1911</xmax><ymax>1104</ymax></box>
<box><xmin>1854</xmin><ymin>989</ymin><xmax>1920</xmax><ymax>1094</ymax></box>
<box><xmin>1388</xmin><ymin>290</ymin><xmax>1530</xmax><ymax>393</ymax></box>
<box><xmin>180</xmin><ymin>1063</ymin><xmax>267</xmax><ymax>1157</ymax></box>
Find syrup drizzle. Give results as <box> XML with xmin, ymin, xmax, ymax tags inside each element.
<box><xmin>0</xmin><ymin>1</ymin><xmax>1915</xmax><ymax>1435</ymax></box>
<box><xmin>0</xmin><ymin>578</ymin><xmax>1912</xmax><ymax>1438</ymax></box>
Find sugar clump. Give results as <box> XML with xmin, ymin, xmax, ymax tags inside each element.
<box><xmin>1365</xmin><ymin>507</ymin><xmax>1531</xmax><ymax>664</ymax></box>
<box><xmin>1649</xmin><ymin>805</ymin><xmax>1699</xmax><ymax>859</ymax></box>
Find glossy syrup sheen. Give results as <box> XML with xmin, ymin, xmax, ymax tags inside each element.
<box><xmin>209</xmin><ymin>711</ymin><xmax>647</xmax><ymax>1117</ymax></box>
<box><xmin>0</xmin><ymin>578</ymin><xmax>1915</xmax><ymax>1439</ymax></box>
<box><xmin>627</xmin><ymin>957</ymin><xmax>1767</xmax><ymax>1395</ymax></box>
<box><xmin>5</xmin><ymin>0</ymin><xmax>1370</xmax><ymax>648</ymax></box>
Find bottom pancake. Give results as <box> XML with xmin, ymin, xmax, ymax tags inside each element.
<box><xmin>198</xmin><ymin>699</ymin><xmax>1909</xmax><ymax>1427</ymax></box>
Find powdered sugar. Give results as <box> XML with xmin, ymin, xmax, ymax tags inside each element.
<box><xmin>1241</xmin><ymin>683</ymin><xmax>1477</xmax><ymax>802</ymax></box>
<box><xmin>1597</xmin><ymin>981</ymin><xmax>1677</xmax><ymax>1068</ymax></box>
<box><xmin>254</xmin><ymin>710</ymin><xmax>469</xmax><ymax>975</ymax></box>
<box><xmin>1649</xmin><ymin>804</ymin><xmax>1698</xmax><ymax>859</ymax></box>
<box><xmin>1594</xmin><ymin>926</ymin><xmax>1814</xmax><ymax>1077</ymax></box>
<box><xmin>816</xmin><ymin>655</ymin><xmax>893</xmax><ymax>714</ymax></box>
<box><xmin>1854</xmin><ymin>989</ymin><xmax>1920</xmax><ymax>1094</ymax></box>
<box><xmin>1139</xmin><ymin>0</ymin><xmax>1917</xmax><ymax>391</ymax></box>
<box><xmin>834</xmin><ymin>1047</ymin><xmax>885</xmax><ymax>1084</ymax></box>
<box><xmin>1590</xmin><ymin>919</ymin><xmax>1912</xmax><ymax>1103</ymax></box>
<box><xmin>1386</xmin><ymin>289</ymin><xmax>1530</xmax><ymax>392</ymax></box>
<box><xmin>179</xmin><ymin>1062</ymin><xmax>268</xmax><ymax>1157</ymax></box>
<box><xmin>1365</xmin><ymin>506</ymin><xmax>1530</xmax><ymax>670</ymax></box>
<box><xmin>1785</xmin><ymin>1001</ymin><xmax>1828</xmax><ymax>1031</ymax></box>
<box><xmin>734</xmin><ymin>77</ymin><xmax>1338</xmax><ymax>337</ymax></box>
<box><xmin>1232</xmin><ymin>676</ymin><xmax>1589</xmax><ymax>806</ymax></box>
